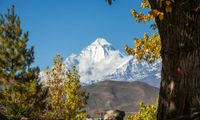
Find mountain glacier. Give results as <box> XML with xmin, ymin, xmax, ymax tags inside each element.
<box><xmin>62</xmin><ymin>38</ymin><xmax>161</xmax><ymax>87</ymax></box>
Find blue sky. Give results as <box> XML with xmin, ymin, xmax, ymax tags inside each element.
<box><xmin>0</xmin><ymin>0</ymin><xmax>153</xmax><ymax>70</ymax></box>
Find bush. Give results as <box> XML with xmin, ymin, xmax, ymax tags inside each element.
<box><xmin>127</xmin><ymin>102</ymin><xmax>157</xmax><ymax>120</ymax></box>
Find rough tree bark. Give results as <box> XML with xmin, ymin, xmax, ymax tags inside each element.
<box><xmin>149</xmin><ymin>0</ymin><xmax>200</xmax><ymax>119</ymax></box>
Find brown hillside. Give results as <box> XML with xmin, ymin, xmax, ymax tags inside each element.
<box><xmin>82</xmin><ymin>80</ymin><xmax>159</xmax><ymax>117</ymax></box>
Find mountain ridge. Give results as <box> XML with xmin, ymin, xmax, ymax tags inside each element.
<box><xmin>63</xmin><ymin>38</ymin><xmax>161</xmax><ymax>87</ymax></box>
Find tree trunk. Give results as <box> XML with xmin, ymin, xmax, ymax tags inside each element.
<box><xmin>149</xmin><ymin>0</ymin><xmax>200</xmax><ymax>119</ymax></box>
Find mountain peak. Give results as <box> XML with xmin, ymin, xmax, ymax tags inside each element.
<box><xmin>62</xmin><ymin>38</ymin><xmax>161</xmax><ymax>87</ymax></box>
<box><xmin>92</xmin><ymin>38</ymin><xmax>111</xmax><ymax>46</ymax></box>
<box><xmin>79</xmin><ymin>38</ymin><xmax>118</xmax><ymax>63</ymax></box>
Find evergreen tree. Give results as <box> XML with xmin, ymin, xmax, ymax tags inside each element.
<box><xmin>46</xmin><ymin>55</ymin><xmax>89</xmax><ymax>120</ymax></box>
<box><xmin>0</xmin><ymin>6</ymin><xmax>48</xmax><ymax>119</ymax></box>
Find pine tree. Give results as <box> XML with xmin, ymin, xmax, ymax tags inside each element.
<box><xmin>46</xmin><ymin>55</ymin><xmax>89</xmax><ymax>120</ymax></box>
<box><xmin>0</xmin><ymin>6</ymin><xmax>48</xmax><ymax>119</ymax></box>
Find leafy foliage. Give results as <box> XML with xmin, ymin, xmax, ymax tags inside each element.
<box><xmin>125</xmin><ymin>32</ymin><xmax>161</xmax><ymax>63</ymax></box>
<box><xmin>45</xmin><ymin>55</ymin><xmax>89</xmax><ymax>120</ymax></box>
<box><xmin>44</xmin><ymin>55</ymin><xmax>65</xmax><ymax>119</ymax></box>
<box><xmin>125</xmin><ymin>0</ymin><xmax>163</xmax><ymax>63</ymax></box>
<box><xmin>127</xmin><ymin>102</ymin><xmax>157</xmax><ymax>120</ymax></box>
<box><xmin>0</xmin><ymin>6</ymin><xmax>48</xmax><ymax>119</ymax></box>
<box><xmin>106</xmin><ymin>0</ymin><xmax>174</xmax><ymax>63</ymax></box>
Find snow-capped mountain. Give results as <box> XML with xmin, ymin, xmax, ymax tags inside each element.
<box><xmin>63</xmin><ymin>38</ymin><xmax>161</xmax><ymax>87</ymax></box>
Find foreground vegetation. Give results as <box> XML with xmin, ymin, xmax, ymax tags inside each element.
<box><xmin>0</xmin><ymin>5</ymin><xmax>159</xmax><ymax>120</ymax></box>
<box><xmin>3</xmin><ymin>0</ymin><xmax>196</xmax><ymax>118</ymax></box>
<box><xmin>45</xmin><ymin>55</ymin><xmax>88</xmax><ymax>119</ymax></box>
<box><xmin>127</xmin><ymin>102</ymin><xmax>157</xmax><ymax>120</ymax></box>
<box><xmin>0</xmin><ymin>6</ymin><xmax>88</xmax><ymax>120</ymax></box>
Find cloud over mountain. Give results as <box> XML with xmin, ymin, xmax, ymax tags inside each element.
<box><xmin>63</xmin><ymin>38</ymin><xmax>161</xmax><ymax>87</ymax></box>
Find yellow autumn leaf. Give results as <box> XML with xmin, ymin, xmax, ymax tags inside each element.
<box><xmin>159</xmin><ymin>13</ymin><xmax>164</xmax><ymax>20</ymax></box>
<box><xmin>166</xmin><ymin>0</ymin><xmax>171</xmax><ymax>6</ymax></box>
<box><xmin>18</xmin><ymin>41</ymin><xmax>23</xmax><ymax>47</ymax></box>
<box><xmin>166</xmin><ymin>6</ymin><xmax>172</xmax><ymax>13</ymax></box>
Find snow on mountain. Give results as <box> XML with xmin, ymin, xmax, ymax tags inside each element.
<box><xmin>63</xmin><ymin>53</ymin><xmax>79</xmax><ymax>69</ymax></box>
<box><xmin>63</xmin><ymin>38</ymin><xmax>161</xmax><ymax>87</ymax></box>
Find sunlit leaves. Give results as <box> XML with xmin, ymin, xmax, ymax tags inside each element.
<box><xmin>125</xmin><ymin>32</ymin><xmax>161</xmax><ymax>63</ymax></box>
<box><xmin>46</xmin><ymin>55</ymin><xmax>88</xmax><ymax>120</ymax></box>
<box><xmin>127</xmin><ymin>102</ymin><xmax>157</xmax><ymax>120</ymax></box>
<box><xmin>126</xmin><ymin>0</ymin><xmax>175</xmax><ymax>63</ymax></box>
<box><xmin>131</xmin><ymin>9</ymin><xmax>154</xmax><ymax>22</ymax></box>
<box><xmin>129</xmin><ymin>1</ymin><xmax>163</xmax><ymax>63</ymax></box>
<box><xmin>64</xmin><ymin>67</ymin><xmax>88</xmax><ymax>120</ymax></box>
<box><xmin>165</xmin><ymin>5</ymin><xmax>172</xmax><ymax>13</ymax></box>
<box><xmin>45</xmin><ymin>55</ymin><xmax>65</xmax><ymax>119</ymax></box>
<box><xmin>165</xmin><ymin>0</ymin><xmax>173</xmax><ymax>13</ymax></box>
<box><xmin>140</xmin><ymin>0</ymin><xmax>151</xmax><ymax>9</ymax></box>
<box><xmin>159</xmin><ymin>0</ymin><xmax>174</xmax><ymax>13</ymax></box>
